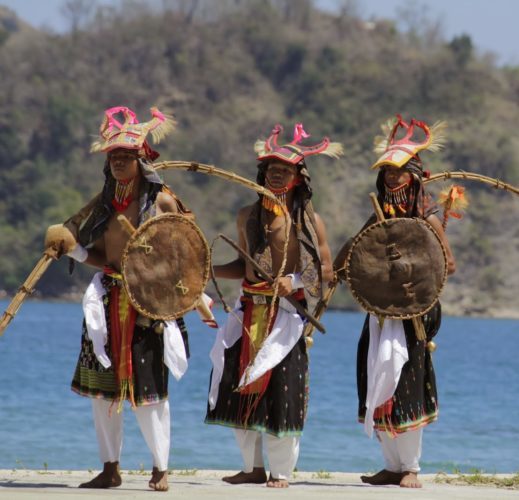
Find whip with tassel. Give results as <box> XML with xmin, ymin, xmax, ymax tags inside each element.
<box><xmin>437</xmin><ymin>184</ymin><xmax>469</xmax><ymax>230</ymax></box>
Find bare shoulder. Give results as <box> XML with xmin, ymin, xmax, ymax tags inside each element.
<box><xmin>237</xmin><ymin>204</ymin><xmax>255</xmax><ymax>224</ymax></box>
<box><xmin>156</xmin><ymin>190</ymin><xmax>179</xmax><ymax>214</ymax></box>
<box><xmin>314</xmin><ymin>212</ymin><xmax>325</xmax><ymax>225</ymax></box>
<box><xmin>313</xmin><ymin>212</ymin><xmax>328</xmax><ymax>233</ymax></box>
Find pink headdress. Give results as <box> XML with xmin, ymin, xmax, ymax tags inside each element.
<box><xmin>254</xmin><ymin>123</ymin><xmax>343</xmax><ymax>166</ymax></box>
<box><xmin>90</xmin><ymin>106</ymin><xmax>176</xmax><ymax>157</ymax></box>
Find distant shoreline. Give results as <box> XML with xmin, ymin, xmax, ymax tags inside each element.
<box><xmin>2</xmin><ymin>294</ymin><xmax>519</xmax><ymax>320</ymax></box>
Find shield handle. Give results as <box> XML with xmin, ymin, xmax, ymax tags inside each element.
<box><xmin>117</xmin><ymin>214</ymin><xmax>136</xmax><ymax>236</ymax></box>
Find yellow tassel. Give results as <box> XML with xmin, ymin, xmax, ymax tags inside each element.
<box><xmin>262</xmin><ymin>192</ymin><xmax>286</xmax><ymax>215</ymax></box>
<box><xmin>438</xmin><ymin>184</ymin><xmax>469</xmax><ymax>212</ymax></box>
<box><xmin>438</xmin><ymin>184</ymin><xmax>469</xmax><ymax>229</ymax></box>
<box><xmin>412</xmin><ymin>316</ymin><xmax>426</xmax><ymax>341</ymax></box>
<box><xmin>117</xmin><ymin>380</ymin><xmax>128</xmax><ymax>414</ymax></box>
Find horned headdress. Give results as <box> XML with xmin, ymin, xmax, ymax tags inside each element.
<box><xmin>90</xmin><ymin>106</ymin><xmax>176</xmax><ymax>155</ymax></box>
<box><xmin>254</xmin><ymin>123</ymin><xmax>344</xmax><ymax>165</ymax></box>
<box><xmin>372</xmin><ymin>115</ymin><xmax>447</xmax><ymax>169</ymax></box>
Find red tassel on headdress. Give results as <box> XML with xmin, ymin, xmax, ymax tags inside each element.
<box><xmin>142</xmin><ymin>141</ymin><xmax>160</xmax><ymax>161</ymax></box>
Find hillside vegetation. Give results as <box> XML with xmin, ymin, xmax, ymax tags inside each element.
<box><xmin>1</xmin><ymin>0</ymin><xmax>519</xmax><ymax>316</ymax></box>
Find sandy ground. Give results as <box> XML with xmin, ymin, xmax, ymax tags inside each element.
<box><xmin>0</xmin><ymin>469</ymin><xmax>517</xmax><ymax>500</ymax></box>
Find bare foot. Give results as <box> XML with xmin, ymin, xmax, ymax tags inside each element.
<box><xmin>222</xmin><ymin>467</ymin><xmax>267</xmax><ymax>484</ymax></box>
<box><xmin>266</xmin><ymin>474</ymin><xmax>289</xmax><ymax>488</ymax></box>
<box><xmin>148</xmin><ymin>467</ymin><xmax>169</xmax><ymax>491</ymax></box>
<box><xmin>360</xmin><ymin>469</ymin><xmax>402</xmax><ymax>485</ymax></box>
<box><xmin>400</xmin><ymin>471</ymin><xmax>422</xmax><ymax>488</ymax></box>
<box><xmin>79</xmin><ymin>461</ymin><xmax>122</xmax><ymax>489</ymax></box>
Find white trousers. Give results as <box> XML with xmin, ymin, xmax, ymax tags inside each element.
<box><xmin>234</xmin><ymin>429</ymin><xmax>300</xmax><ymax>480</ymax></box>
<box><xmin>91</xmin><ymin>398</ymin><xmax>171</xmax><ymax>471</ymax></box>
<box><xmin>377</xmin><ymin>428</ymin><xmax>423</xmax><ymax>473</ymax></box>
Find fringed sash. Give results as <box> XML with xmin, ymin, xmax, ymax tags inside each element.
<box><xmin>238</xmin><ymin>280</ymin><xmax>305</xmax><ymax>425</ymax></box>
<box><xmin>105</xmin><ymin>266</ymin><xmax>137</xmax><ymax>412</ymax></box>
<box><xmin>239</xmin><ymin>281</ymin><xmax>277</xmax><ymax>396</ymax></box>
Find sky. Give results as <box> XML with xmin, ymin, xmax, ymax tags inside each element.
<box><xmin>1</xmin><ymin>0</ymin><xmax>518</xmax><ymax>65</ymax></box>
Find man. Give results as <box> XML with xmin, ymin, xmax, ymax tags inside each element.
<box><xmin>45</xmin><ymin>106</ymin><xmax>191</xmax><ymax>492</ymax></box>
<box><xmin>205</xmin><ymin>124</ymin><xmax>342</xmax><ymax>488</ymax></box>
<box><xmin>335</xmin><ymin>116</ymin><xmax>455</xmax><ymax>489</ymax></box>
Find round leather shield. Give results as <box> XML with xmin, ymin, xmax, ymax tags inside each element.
<box><xmin>121</xmin><ymin>214</ymin><xmax>210</xmax><ymax>320</ymax></box>
<box><xmin>345</xmin><ymin>218</ymin><xmax>447</xmax><ymax>319</ymax></box>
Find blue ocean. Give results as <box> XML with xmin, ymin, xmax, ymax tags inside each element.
<box><xmin>0</xmin><ymin>300</ymin><xmax>517</xmax><ymax>474</ymax></box>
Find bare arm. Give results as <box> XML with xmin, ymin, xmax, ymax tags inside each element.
<box><xmin>314</xmin><ymin>213</ymin><xmax>334</xmax><ymax>282</ymax></box>
<box><xmin>333</xmin><ymin>214</ymin><xmax>380</xmax><ymax>280</ymax></box>
<box><xmin>333</xmin><ymin>238</ymin><xmax>353</xmax><ymax>281</ymax></box>
<box><xmin>212</xmin><ymin>207</ymin><xmax>248</xmax><ymax>280</ymax></box>
<box><xmin>426</xmin><ymin>214</ymin><xmax>456</xmax><ymax>275</ymax></box>
<box><xmin>83</xmin><ymin>238</ymin><xmax>106</xmax><ymax>269</ymax></box>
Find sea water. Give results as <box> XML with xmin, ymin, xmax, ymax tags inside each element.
<box><xmin>0</xmin><ymin>300</ymin><xmax>517</xmax><ymax>473</ymax></box>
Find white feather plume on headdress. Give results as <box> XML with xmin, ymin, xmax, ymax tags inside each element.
<box><xmin>148</xmin><ymin>108</ymin><xmax>177</xmax><ymax>144</ymax></box>
<box><xmin>373</xmin><ymin>117</ymin><xmax>398</xmax><ymax>154</ymax></box>
<box><xmin>319</xmin><ymin>142</ymin><xmax>344</xmax><ymax>159</ymax></box>
<box><xmin>373</xmin><ymin>117</ymin><xmax>448</xmax><ymax>154</ymax></box>
<box><xmin>254</xmin><ymin>139</ymin><xmax>267</xmax><ymax>157</ymax></box>
<box><xmin>427</xmin><ymin>120</ymin><xmax>448</xmax><ymax>152</ymax></box>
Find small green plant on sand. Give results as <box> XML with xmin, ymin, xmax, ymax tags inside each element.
<box><xmin>435</xmin><ymin>470</ymin><xmax>519</xmax><ymax>489</ymax></box>
<box><xmin>127</xmin><ymin>464</ymin><xmax>147</xmax><ymax>476</ymax></box>
<box><xmin>174</xmin><ymin>469</ymin><xmax>198</xmax><ymax>476</ymax></box>
<box><xmin>37</xmin><ymin>462</ymin><xmax>52</xmax><ymax>475</ymax></box>
<box><xmin>312</xmin><ymin>469</ymin><xmax>332</xmax><ymax>479</ymax></box>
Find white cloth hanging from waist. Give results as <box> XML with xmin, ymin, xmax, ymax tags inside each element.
<box><xmin>208</xmin><ymin>295</ymin><xmax>304</xmax><ymax>410</ymax></box>
<box><xmin>364</xmin><ymin>314</ymin><xmax>408</xmax><ymax>438</ymax></box>
<box><xmin>82</xmin><ymin>272</ymin><xmax>111</xmax><ymax>369</ymax></box>
<box><xmin>82</xmin><ymin>272</ymin><xmax>187</xmax><ymax>380</ymax></box>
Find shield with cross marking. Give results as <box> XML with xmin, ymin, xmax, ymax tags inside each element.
<box><xmin>345</xmin><ymin>218</ymin><xmax>447</xmax><ymax>319</ymax></box>
<box><xmin>121</xmin><ymin>213</ymin><xmax>210</xmax><ymax>320</ymax></box>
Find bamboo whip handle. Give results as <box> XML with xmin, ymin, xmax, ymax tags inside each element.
<box><xmin>0</xmin><ymin>251</ymin><xmax>55</xmax><ymax>336</ymax></box>
<box><xmin>195</xmin><ymin>296</ymin><xmax>214</xmax><ymax>323</ymax></box>
<box><xmin>369</xmin><ymin>192</ymin><xmax>385</xmax><ymax>221</ymax></box>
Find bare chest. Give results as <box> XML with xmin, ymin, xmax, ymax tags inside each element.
<box><xmin>103</xmin><ymin>202</ymin><xmax>140</xmax><ymax>270</ymax></box>
<box><xmin>264</xmin><ymin>215</ymin><xmax>300</xmax><ymax>275</ymax></box>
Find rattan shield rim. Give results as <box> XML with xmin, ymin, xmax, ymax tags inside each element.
<box><xmin>121</xmin><ymin>213</ymin><xmax>210</xmax><ymax>320</ymax></box>
<box><xmin>345</xmin><ymin>217</ymin><xmax>448</xmax><ymax>319</ymax></box>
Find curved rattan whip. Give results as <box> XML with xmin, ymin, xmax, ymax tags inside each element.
<box><xmin>423</xmin><ymin>170</ymin><xmax>519</xmax><ymax>195</ymax></box>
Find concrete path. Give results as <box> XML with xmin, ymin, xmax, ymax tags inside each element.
<box><xmin>0</xmin><ymin>469</ymin><xmax>517</xmax><ymax>499</ymax></box>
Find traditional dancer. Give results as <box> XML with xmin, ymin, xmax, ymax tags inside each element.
<box><xmin>206</xmin><ymin>124</ymin><xmax>342</xmax><ymax>488</ymax></box>
<box><xmin>45</xmin><ymin>106</ymin><xmax>192</xmax><ymax>492</ymax></box>
<box><xmin>335</xmin><ymin>115</ymin><xmax>455</xmax><ymax>488</ymax></box>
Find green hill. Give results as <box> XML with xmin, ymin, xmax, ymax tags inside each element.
<box><xmin>1</xmin><ymin>0</ymin><xmax>519</xmax><ymax>317</ymax></box>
